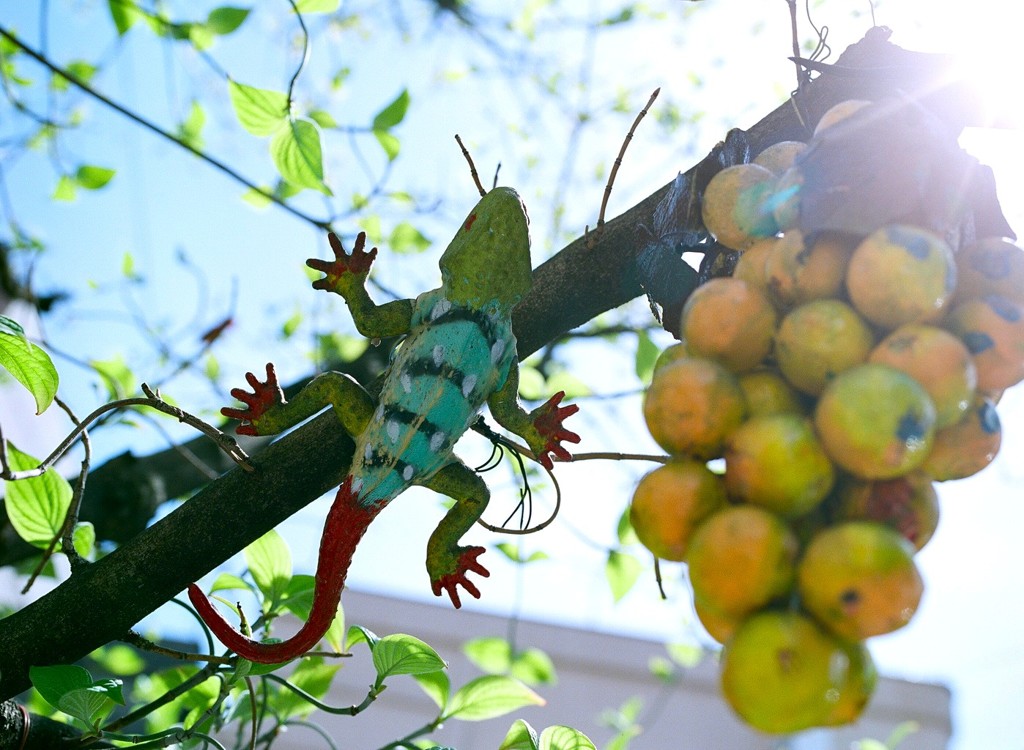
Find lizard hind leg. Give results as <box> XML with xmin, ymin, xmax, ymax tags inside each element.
<box><xmin>188</xmin><ymin>477</ymin><xmax>383</xmax><ymax>663</ymax></box>
<box><xmin>422</xmin><ymin>460</ymin><xmax>492</xmax><ymax>609</ymax></box>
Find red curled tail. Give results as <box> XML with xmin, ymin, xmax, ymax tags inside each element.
<box><xmin>188</xmin><ymin>477</ymin><xmax>381</xmax><ymax>663</ymax></box>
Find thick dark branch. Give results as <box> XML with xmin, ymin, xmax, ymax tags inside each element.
<box><xmin>0</xmin><ymin>28</ymin><xmax>979</xmax><ymax>700</ymax></box>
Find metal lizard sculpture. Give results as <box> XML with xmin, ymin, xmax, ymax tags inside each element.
<box><xmin>188</xmin><ymin>186</ymin><xmax>581</xmax><ymax>663</ymax></box>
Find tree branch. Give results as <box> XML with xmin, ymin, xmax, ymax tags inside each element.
<box><xmin>0</xmin><ymin>28</ymin><xmax>983</xmax><ymax>700</ymax></box>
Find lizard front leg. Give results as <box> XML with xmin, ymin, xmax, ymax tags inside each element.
<box><xmin>488</xmin><ymin>360</ymin><xmax>581</xmax><ymax>469</ymax></box>
<box><xmin>420</xmin><ymin>460</ymin><xmax>492</xmax><ymax>609</ymax></box>
<box><xmin>307</xmin><ymin>232</ymin><xmax>414</xmax><ymax>339</ymax></box>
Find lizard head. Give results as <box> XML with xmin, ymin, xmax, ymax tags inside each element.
<box><xmin>439</xmin><ymin>186</ymin><xmax>533</xmax><ymax>311</ymax></box>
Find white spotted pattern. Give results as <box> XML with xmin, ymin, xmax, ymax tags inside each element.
<box><xmin>461</xmin><ymin>373</ymin><xmax>477</xmax><ymax>397</ymax></box>
<box><xmin>386</xmin><ymin>420</ymin><xmax>401</xmax><ymax>443</ymax></box>
<box><xmin>491</xmin><ymin>339</ymin><xmax>506</xmax><ymax>363</ymax></box>
<box><xmin>400</xmin><ymin>372</ymin><xmax>413</xmax><ymax>393</ymax></box>
<box><xmin>431</xmin><ymin>298</ymin><xmax>452</xmax><ymax>320</ymax></box>
<box><xmin>403</xmin><ymin>464</ymin><xmax>415</xmax><ymax>480</ymax></box>
<box><xmin>433</xmin><ymin>344</ymin><xmax>445</xmax><ymax>366</ymax></box>
<box><xmin>364</xmin><ymin>443</ymin><xmax>373</xmax><ymax>461</ymax></box>
<box><xmin>429</xmin><ymin>431</ymin><xmax>446</xmax><ymax>452</ymax></box>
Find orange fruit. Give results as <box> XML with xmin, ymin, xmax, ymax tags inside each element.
<box><xmin>686</xmin><ymin>505</ymin><xmax>798</xmax><ymax>617</ymax></box>
<box><xmin>869</xmin><ymin>324</ymin><xmax>977</xmax><ymax>428</ymax></box>
<box><xmin>814</xmin><ymin>363</ymin><xmax>936</xmax><ymax>479</ymax></box>
<box><xmin>945</xmin><ymin>294</ymin><xmax>1024</xmax><ymax>391</ymax></box>
<box><xmin>681</xmin><ymin>277</ymin><xmax>777</xmax><ymax>372</ymax></box>
<box><xmin>775</xmin><ymin>299</ymin><xmax>875</xmax><ymax>396</ymax></box>
<box><xmin>720</xmin><ymin>610</ymin><xmax>856</xmax><ymax>733</ymax></box>
<box><xmin>724</xmin><ymin>414</ymin><xmax>835</xmax><ymax>516</ymax></box>
<box><xmin>701</xmin><ymin>163</ymin><xmax>779</xmax><ymax>251</ymax></box>
<box><xmin>764</xmin><ymin>230</ymin><xmax>854</xmax><ymax>309</ymax></box>
<box><xmin>797</xmin><ymin>521</ymin><xmax>923</xmax><ymax>641</ymax></box>
<box><xmin>954</xmin><ymin>237</ymin><xmax>1024</xmax><ymax>305</ymax></box>
<box><xmin>923</xmin><ymin>395</ymin><xmax>1002</xmax><ymax>481</ymax></box>
<box><xmin>753</xmin><ymin>140</ymin><xmax>807</xmax><ymax>175</ymax></box>
<box><xmin>732</xmin><ymin>236</ymin><xmax>776</xmax><ymax>289</ymax></box>
<box><xmin>834</xmin><ymin>472</ymin><xmax>940</xmax><ymax>551</ymax></box>
<box><xmin>846</xmin><ymin>225</ymin><xmax>956</xmax><ymax>329</ymax></box>
<box><xmin>692</xmin><ymin>596</ymin><xmax>741</xmax><ymax>645</ymax></box>
<box><xmin>738</xmin><ymin>369</ymin><xmax>805</xmax><ymax>417</ymax></box>
<box><xmin>652</xmin><ymin>342</ymin><xmax>690</xmax><ymax>375</ymax></box>
<box><xmin>642</xmin><ymin>357</ymin><xmax>747</xmax><ymax>459</ymax></box>
<box><xmin>629</xmin><ymin>459</ymin><xmax>727</xmax><ymax>561</ymax></box>
<box><xmin>814</xmin><ymin>99</ymin><xmax>871</xmax><ymax>134</ymax></box>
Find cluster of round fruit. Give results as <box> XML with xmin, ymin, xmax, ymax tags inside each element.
<box><xmin>632</xmin><ymin>99</ymin><xmax>1020</xmax><ymax>733</ymax></box>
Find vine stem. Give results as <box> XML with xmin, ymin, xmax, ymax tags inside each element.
<box><xmin>0</xmin><ymin>25</ymin><xmax>330</xmax><ymax>233</ymax></box>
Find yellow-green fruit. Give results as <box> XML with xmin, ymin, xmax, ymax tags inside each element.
<box><xmin>798</xmin><ymin>521</ymin><xmax>923</xmax><ymax>641</ymax></box>
<box><xmin>738</xmin><ymin>369</ymin><xmax>805</xmax><ymax>417</ymax></box>
<box><xmin>687</xmin><ymin>505</ymin><xmax>798</xmax><ymax>617</ymax></box>
<box><xmin>775</xmin><ymin>299</ymin><xmax>875</xmax><ymax>396</ymax></box>
<box><xmin>720</xmin><ymin>611</ymin><xmax>857</xmax><ymax>734</ymax></box>
<box><xmin>946</xmin><ymin>294</ymin><xmax>1024</xmax><ymax>391</ymax></box>
<box><xmin>834</xmin><ymin>472</ymin><xmax>940</xmax><ymax>551</ymax></box>
<box><xmin>753</xmin><ymin>140</ymin><xmax>807</xmax><ymax>175</ymax></box>
<box><xmin>724</xmin><ymin>413</ymin><xmax>835</xmax><ymax>515</ymax></box>
<box><xmin>923</xmin><ymin>396</ymin><xmax>1002</xmax><ymax>480</ymax></box>
<box><xmin>954</xmin><ymin>237</ymin><xmax>1024</xmax><ymax>305</ymax></box>
<box><xmin>846</xmin><ymin>225</ymin><xmax>956</xmax><ymax>329</ymax></box>
<box><xmin>652</xmin><ymin>342</ymin><xmax>690</xmax><ymax>375</ymax></box>
<box><xmin>822</xmin><ymin>640</ymin><xmax>877</xmax><ymax>726</ymax></box>
<box><xmin>765</xmin><ymin>230</ymin><xmax>854</xmax><ymax>309</ymax></box>
<box><xmin>814</xmin><ymin>99</ymin><xmax>871</xmax><ymax>134</ymax></box>
<box><xmin>869</xmin><ymin>324</ymin><xmax>977</xmax><ymax>428</ymax></box>
<box><xmin>814</xmin><ymin>363</ymin><xmax>936</xmax><ymax>479</ymax></box>
<box><xmin>629</xmin><ymin>459</ymin><xmax>727</xmax><ymax>561</ymax></box>
<box><xmin>681</xmin><ymin>278</ymin><xmax>777</xmax><ymax>372</ymax></box>
<box><xmin>701</xmin><ymin>163</ymin><xmax>779</xmax><ymax>251</ymax></box>
<box><xmin>643</xmin><ymin>357</ymin><xmax>747</xmax><ymax>459</ymax></box>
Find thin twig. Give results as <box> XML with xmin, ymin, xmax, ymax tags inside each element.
<box><xmin>455</xmin><ymin>134</ymin><xmax>486</xmax><ymax>196</ymax></box>
<box><xmin>585</xmin><ymin>87</ymin><xmax>660</xmax><ymax>248</ymax></box>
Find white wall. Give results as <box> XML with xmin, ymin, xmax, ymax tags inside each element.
<box><xmin>279</xmin><ymin>589</ymin><xmax>951</xmax><ymax>750</ymax></box>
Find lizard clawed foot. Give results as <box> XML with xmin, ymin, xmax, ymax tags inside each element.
<box><xmin>307</xmin><ymin>232</ymin><xmax>378</xmax><ymax>292</ymax></box>
<box><xmin>430</xmin><ymin>546</ymin><xmax>489</xmax><ymax>609</ymax></box>
<box><xmin>531</xmin><ymin>391</ymin><xmax>581</xmax><ymax>470</ymax></box>
<box><xmin>220</xmin><ymin>362</ymin><xmax>285</xmax><ymax>436</ymax></box>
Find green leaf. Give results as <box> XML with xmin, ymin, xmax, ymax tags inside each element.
<box><xmin>443</xmin><ymin>676</ymin><xmax>544</xmax><ymax>722</ymax></box>
<box><xmin>605</xmin><ymin>550</ymin><xmax>642</xmax><ymax>602</ymax></box>
<box><xmin>307</xmin><ymin>109</ymin><xmax>338</xmax><ymax>129</ymax></box>
<box><xmin>615</xmin><ymin>506</ymin><xmax>637</xmax><ymax>546</ymax></box>
<box><xmin>177</xmin><ymin>100</ymin><xmax>206</xmax><ymax>149</ymax></box>
<box><xmin>52</xmin><ymin>175</ymin><xmax>77</xmax><ymax>202</ymax></box>
<box><xmin>89</xmin><ymin>644</ymin><xmax>146</xmax><ymax>676</ymax></box>
<box><xmin>274</xmin><ymin>659</ymin><xmax>340</xmax><ymax>718</ymax></box>
<box><xmin>634</xmin><ymin>330</ymin><xmax>660</xmax><ymax>384</ymax></box>
<box><xmin>496</xmin><ymin>543</ymin><xmax>549</xmax><ymax>564</ymax></box>
<box><xmin>228</xmin><ymin>80</ymin><xmax>289</xmax><ymax>136</ymax></box>
<box><xmin>51</xmin><ymin>60</ymin><xmax>97</xmax><ymax>91</ymax></box>
<box><xmin>271</xmin><ymin>119</ymin><xmax>330</xmax><ymax>194</ymax></box>
<box><xmin>210</xmin><ymin>572</ymin><xmax>250</xmax><ymax>592</ymax></box>
<box><xmin>373</xmin><ymin>130</ymin><xmax>400</xmax><ymax>161</ymax></box>
<box><xmin>72</xmin><ymin>522</ymin><xmax>95</xmax><ymax>559</ymax></box>
<box><xmin>388</xmin><ymin>221</ymin><xmax>431</xmax><ymax>254</ymax></box>
<box><xmin>244</xmin><ymin>529</ymin><xmax>292</xmax><ymax>606</ymax></box>
<box><xmin>75</xmin><ymin>165</ymin><xmax>115</xmax><ymax>190</ymax></box>
<box><xmin>31</xmin><ymin>665</ymin><xmax>93</xmax><ymax>709</ymax></box>
<box><xmin>108</xmin><ymin>0</ymin><xmax>141</xmax><ymax>34</ymax></box>
<box><xmin>539</xmin><ymin>726</ymin><xmax>596</xmax><ymax>750</ymax></box>
<box><xmin>510</xmin><ymin>648</ymin><xmax>557</xmax><ymax>687</ymax></box>
<box><xmin>666</xmin><ymin>642</ymin><xmax>704</xmax><ymax>668</ymax></box>
<box><xmin>242</xmin><ymin>186</ymin><xmax>273</xmax><ymax>208</ymax></box>
<box><xmin>372</xmin><ymin>634</ymin><xmax>447</xmax><ymax>678</ymax></box>
<box><xmin>0</xmin><ymin>331</ymin><xmax>58</xmax><ymax>413</ymax></box>
<box><xmin>4</xmin><ymin>442</ymin><xmax>72</xmax><ymax>548</ymax></box>
<box><xmin>372</xmin><ymin>89</ymin><xmax>410</xmax><ymax>130</ymax></box>
<box><xmin>294</xmin><ymin>0</ymin><xmax>340</xmax><ymax>12</ymax></box>
<box><xmin>188</xmin><ymin>24</ymin><xmax>216</xmax><ymax>51</ymax></box>
<box><xmin>0</xmin><ymin>316</ymin><xmax>25</xmax><ymax>337</ymax></box>
<box><xmin>345</xmin><ymin>624</ymin><xmax>379</xmax><ymax>651</ymax></box>
<box><xmin>30</xmin><ymin>665</ymin><xmax>123</xmax><ymax>727</ymax></box>
<box><xmin>500</xmin><ymin>719</ymin><xmax>540</xmax><ymax>750</ymax></box>
<box><xmin>413</xmin><ymin>668</ymin><xmax>450</xmax><ymax>710</ymax></box>
<box><xmin>89</xmin><ymin>355</ymin><xmax>135</xmax><ymax>400</ymax></box>
<box><xmin>207</xmin><ymin>6</ymin><xmax>250</xmax><ymax>34</ymax></box>
<box><xmin>464</xmin><ymin>637</ymin><xmax>512</xmax><ymax>674</ymax></box>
